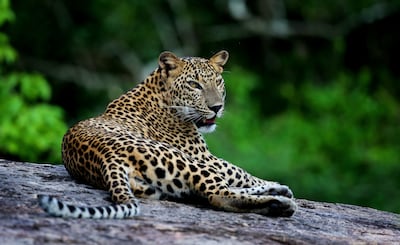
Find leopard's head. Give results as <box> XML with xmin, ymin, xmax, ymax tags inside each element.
<box><xmin>159</xmin><ymin>50</ymin><xmax>229</xmax><ymax>133</ymax></box>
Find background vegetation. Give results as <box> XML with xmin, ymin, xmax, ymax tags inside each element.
<box><xmin>1</xmin><ymin>0</ymin><xmax>399</xmax><ymax>213</ymax></box>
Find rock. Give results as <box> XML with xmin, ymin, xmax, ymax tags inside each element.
<box><xmin>0</xmin><ymin>159</ymin><xmax>399</xmax><ymax>245</ymax></box>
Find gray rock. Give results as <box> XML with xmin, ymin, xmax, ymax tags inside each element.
<box><xmin>0</xmin><ymin>159</ymin><xmax>399</xmax><ymax>245</ymax></box>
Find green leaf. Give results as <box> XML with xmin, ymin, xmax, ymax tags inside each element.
<box><xmin>20</xmin><ymin>73</ymin><xmax>52</xmax><ymax>101</ymax></box>
<box><xmin>0</xmin><ymin>34</ymin><xmax>17</xmax><ymax>63</ymax></box>
<box><xmin>0</xmin><ymin>0</ymin><xmax>15</xmax><ymax>26</ymax></box>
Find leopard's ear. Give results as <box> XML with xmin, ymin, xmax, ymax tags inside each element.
<box><xmin>209</xmin><ymin>50</ymin><xmax>229</xmax><ymax>73</ymax></box>
<box><xmin>159</xmin><ymin>51</ymin><xmax>183</xmax><ymax>72</ymax></box>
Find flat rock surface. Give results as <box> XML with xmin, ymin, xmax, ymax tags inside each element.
<box><xmin>0</xmin><ymin>159</ymin><xmax>399</xmax><ymax>245</ymax></box>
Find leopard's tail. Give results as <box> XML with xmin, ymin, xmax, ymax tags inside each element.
<box><xmin>37</xmin><ymin>195</ymin><xmax>140</xmax><ymax>219</ymax></box>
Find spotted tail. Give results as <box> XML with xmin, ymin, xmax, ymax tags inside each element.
<box><xmin>37</xmin><ymin>195</ymin><xmax>140</xmax><ymax>219</ymax></box>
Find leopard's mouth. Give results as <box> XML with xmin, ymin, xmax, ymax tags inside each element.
<box><xmin>195</xmin><ymin>116</ymin><xmax>216</xmax><ymax>128</ymax></box>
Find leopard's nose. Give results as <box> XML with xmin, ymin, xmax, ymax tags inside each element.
<box><xmin>209</xmin><ymin>105</ymin><xmax>222</xmax><ymax>114</ymax></box>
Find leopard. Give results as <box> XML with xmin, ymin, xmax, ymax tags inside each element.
<box><xmin>38</xmin><ymin>50</ymin><xmax>297</xmax><ymax>219</ymax></box>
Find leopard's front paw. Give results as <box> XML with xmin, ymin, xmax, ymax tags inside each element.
<box><xmin>253</xmin><ymin>183</ymin><xmax>294</xmax><ymax>198</ymax></box>
<box><xmin>265</xmin><ymin>196</ymin><xmax>297</xmax><ymax>217</ymax></box>
<box><xmin>267</xmin><ymin>184</ymin><xmax>293</xmax><ymax>198</ymax></box>
<box><xmin>233</xmin><ymin>183</ymin><xmax>294</xmax><ymax>199</ymax></box>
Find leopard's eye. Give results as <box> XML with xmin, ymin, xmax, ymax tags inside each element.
<box><xmin>188</xmin><ymin>80</ymin><xmax>202</xmax><ymax>90</ymax></box>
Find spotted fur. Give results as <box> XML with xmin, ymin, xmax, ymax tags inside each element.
<box><xmin>38</xmin><ymin>50</ymin><xmax>296</xmax><ymax>218</ymax></box>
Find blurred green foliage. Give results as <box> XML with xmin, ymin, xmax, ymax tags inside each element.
<box><xmin>2</xmin><ymin>0</ymin><xmax>400</xmax><ymax>213</ymax></box>
<box><xmin>0</xmin><ymin>0</ymin><xmax>67</xmax><ymax>163</ymax></box>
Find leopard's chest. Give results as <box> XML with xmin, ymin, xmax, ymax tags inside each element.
<box><xmin>122</xmin><ymin>112</ymin><xmax>207</xmax><ymax>160</ymax></box>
